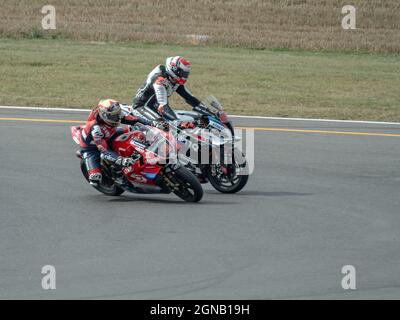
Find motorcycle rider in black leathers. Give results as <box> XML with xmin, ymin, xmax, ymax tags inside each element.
<box><xmin>132</xmin><ymin>56</ymin><xmax>212</xmax><ymax>122</ymax></box>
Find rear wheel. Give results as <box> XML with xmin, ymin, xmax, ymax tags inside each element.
<box><xmin>80</xmin><ymin>160</ymin><xmax>124</xmax><ymax>196</ymax></box>
<box><xmin>206</xmin><ymin>150</ymin><xmax>249</xmax><ymax>194</ymax></box>
<box><xmin>169</xmin><ymin>167</ymin><xmax>203</xmax><ymax>202</ymax></box>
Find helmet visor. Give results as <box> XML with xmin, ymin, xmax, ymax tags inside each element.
<box><xmin>107</xmin><ymin>112</ymin><xmax>121</xmax><ymax>124</ymax></box>
<box><xmin>176</xmin><ymin>70</ymin><xmax>190</xmax><ymax>79</ymax></box>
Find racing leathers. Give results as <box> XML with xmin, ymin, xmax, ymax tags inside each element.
<box><xmin>133</xmin><ymin>65</ymin><xmax>212</xmax><ymax>121</ymax></box>
<box><xmin>80</xmin><ymin>111</ymin><xmax>150</xmax><ymax>185</ymax></box>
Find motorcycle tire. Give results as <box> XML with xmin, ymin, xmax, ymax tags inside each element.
<box><xmin>170</xmin><ymin>167</ymin><xmax>203</xmax><ymax>202</ymax></box>
<box><xmin>206</xmin><ymin>151</ymin><xmax>249</xmax><ymax>194</ymax></box>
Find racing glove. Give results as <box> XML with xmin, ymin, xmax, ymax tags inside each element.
<box><xmin>152</xmin><ymin>120</ymin><xmax>169</xmax><ymax>131</ymax></box>
<box><xmin>157</xmin><ymin>104</ymin><xmax>178</xmax><ymax>121</ymax></box>
<box><xmin>114</xmin><ymin>156</ymin><xmax>135</xmax><ymax>167</ymax></box>
<box><xmin>179</xmin><ymin>121</ymin><xmax>195</xmax><ymax>129</ymax></box>
<box><xmin>101</xmin><ymin>153</ymin><xmax>135</xmax><ymax>167</ymax></box>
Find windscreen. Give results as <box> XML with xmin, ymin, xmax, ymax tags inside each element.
<box><xmin>201</xmin><ymin>96</ymin><xmax>224</xmax><ymax>114</ymax></box>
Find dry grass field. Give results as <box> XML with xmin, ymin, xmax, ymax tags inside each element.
<box><xmin>0</xmin><ymin>0</ymin><xmax>399</xmax><ymax>53</ymax></box>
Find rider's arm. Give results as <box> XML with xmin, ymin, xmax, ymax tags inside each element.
<box><xmin>176</xmin><ymin>85</ymin><xmax>201</xmax><ymax>108</ymax></box>
<box><xmin>91</xmin><ymin>125</ymin><xmax>108</xmax><ymax>153</ymax></box>
<box><xmin>91</xmin><ymin>125</ymin><xmax>131</xmax><ymax>164</ymax></box>
<box><xmin>121</xmin><ymin>114</ymin><xmax>152</xmax><ymax>126</ymax></box>
<box><xmin>153</xmin><ymin>76</ymin><xmax>169</xmax><ymax>107</ymax></box>
<box><xmin>152</xmin><ymin>77</ymin><xmax>178</xmax><ymax>121</ymax></box>
<box><xmin>176</xmin><ymin>85</ymin><xmax>214</xmax><ymax>117</ymax></box>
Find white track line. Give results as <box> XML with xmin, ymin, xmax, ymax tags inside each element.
<box><xmin>1</xmin><ymin>105</ymin><xmax>400</xmax><ymax>126</ymax></box>
<box><xmin>0</xmin><ymin>106</ymin><xmax>89</xmax><ymax>112</ymax></box>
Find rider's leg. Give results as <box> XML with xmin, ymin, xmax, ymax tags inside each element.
<box><xmin>82</xmin><ymin>150</ymin><xmax>102</xmax><ymax>186</ymax></box>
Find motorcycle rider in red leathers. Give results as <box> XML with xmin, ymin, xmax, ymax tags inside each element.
<box><xmin>133</xmin><ymin>56</ymin><xmax>213</xmax><ymax>124</ymax></box>
<box><xmin>80</xmin><ymin>99</ymin><xmax>150</xmax><ymax>186</ymax></box>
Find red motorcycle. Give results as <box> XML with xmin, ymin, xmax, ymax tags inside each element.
<box><xmin>70</xmin><ymin>125</ymin><xmax>203</xmax><ymax>202</ymax></box>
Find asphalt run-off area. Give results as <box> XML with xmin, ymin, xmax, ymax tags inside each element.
<box><xmin>1</xmin><ymin>107</ymin><xmax>399</xmax><ymax>299</ymax></box>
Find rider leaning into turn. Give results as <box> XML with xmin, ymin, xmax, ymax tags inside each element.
<box><xmin>80</xmin><ymin>99</ymin><xmax>150</xmax><ymax>186</ymax></box>
<box><xmin>132</xmin><ymin>56</ymin><xmax>212</xmax><ymax>123</ymax></box>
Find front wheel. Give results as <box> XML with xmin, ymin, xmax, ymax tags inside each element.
<box><xmin>80</xmin><ymin>160</ymin><xmax>125</xmax><ymax>196</ymax></box>
<box><xmin>206</xmin><ymin>150</ymin><xmax>249</xmax><ymax>194</ymax></box>
<box><xmin>169</xmin><ymin>167</ymin><xmax>203</xmax><ymax>202</ymax></box>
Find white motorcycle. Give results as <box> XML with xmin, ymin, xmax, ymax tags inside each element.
<box><xmin>122</xmin><ymin>96</ymin><xmax>249</xmax><ymax>193</ymax></box>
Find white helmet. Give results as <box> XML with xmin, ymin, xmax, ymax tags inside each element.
<box><xmin>165</xmin><ymin>56</ymin><xmax>191</xmax><ymax>85</ymax></box>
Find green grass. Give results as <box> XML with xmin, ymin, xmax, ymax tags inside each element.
<box><xmin>0</xmin><ymin>38</ymin><xmax>399</xmax><ymax>121</ymax></box>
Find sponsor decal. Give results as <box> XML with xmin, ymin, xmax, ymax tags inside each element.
<box><xmin>208</xmin><ymin>118</ymin><xmax>226</xmax><ymax>132</ymax></box>
<box><xmin>130</xmin><ymin>140</ymin><xmax>146</xmax><ymax>151</ymax></box>
<box><xmin>129</xmin><ymin>173</ymin><xmax>147</xmax><ymax>184</ymax></box>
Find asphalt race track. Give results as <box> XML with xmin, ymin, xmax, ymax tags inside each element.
<box><xmin>1</xmin><ymin>108</ymin><xmax>400</xmax><ymax>300</ymax></box>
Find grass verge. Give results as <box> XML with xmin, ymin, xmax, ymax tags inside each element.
<box><xmin>0</xmin><ymin>38</ymin><xmax>399</xmax><ymax>121</ymax></box>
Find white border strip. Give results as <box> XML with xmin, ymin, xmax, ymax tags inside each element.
<box><xmin>1</xmin><ymin>105</ymin><xmax>400</xmax><ymax>126</ymax></box>
<box><xmin>230</xmin><ymin>115</ymin><xmax>400</xmax><ymax>126</ymax></box>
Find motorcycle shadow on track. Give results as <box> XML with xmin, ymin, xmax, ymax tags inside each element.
<box><xmin>106</xmin><ymin>195</ymin><xmax>238</xmax><ymax>206</ymax></box>
<box><xmin>205</xmin><ymin>190</ymin><xmax>313</xmax><ymax>197</ymax></box>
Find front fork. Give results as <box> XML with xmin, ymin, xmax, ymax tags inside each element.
<box><xmin>226</xmin><ymin>121</ymin><xmax>237</xmax><ymax>178</ymax></box>
<box><xmin>203</xmin><ymin>144</ymin><xmax>236</xmax><ymax>180</ymax></box>
<box><xmin>156</xmin><ymin>164</ymin><xmax>183</xmax><ymax>191</ymax></box>
<box><xmin>220</xmin><ymin>145</ymin><xmax>236</xmax><ymax>179</ymax></box>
